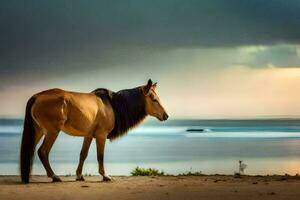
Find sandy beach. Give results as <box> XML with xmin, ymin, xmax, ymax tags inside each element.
<box><xmin>0</xmin><ymin>175</ymin><xmax>300</xmax><ymax>200</ymax></box>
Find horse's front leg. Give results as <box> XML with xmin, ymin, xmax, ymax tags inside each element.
<box><xmin>76</xmin><ymin>137</ymin><xmax>92</xmax><ymax>181</ymax></box>
<box><xmin>95</xmin><ymin>134</ymin><xmax>111</xmax><ymax>181</ymax></box>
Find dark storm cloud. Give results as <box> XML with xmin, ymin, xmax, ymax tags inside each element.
<box><xmin>1</xmin><ymin>0</ymin><xmax>300</xmax><ymax>79</ymax></box>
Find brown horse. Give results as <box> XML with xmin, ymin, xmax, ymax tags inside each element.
<box><xmin>20</xmin><ymin>79</ymin><xmax>168</xmax><ymax>183</ymax></box>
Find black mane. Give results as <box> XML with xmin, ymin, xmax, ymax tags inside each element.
<box><xmin>92</xmin><ymin>87</ymin><xmax>147</xmax><ymax>140</ymax></box>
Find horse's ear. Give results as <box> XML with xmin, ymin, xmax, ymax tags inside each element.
<box><xmin>143</xmin><ymin>79</ymin><xmax>152</xmax><ymax>95</ymax></box>
<box><xmin>147</xmin><ymin>79</ymin><xmax>153</xmax><ymax>86</ymax></box>
<box><xmin>152</xmin><ymin>82</ymin><xmax>157</xmax><ymax>89</ymax></box>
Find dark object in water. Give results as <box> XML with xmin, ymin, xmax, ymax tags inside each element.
<box><xmin>186</xmin><ymin>128</ymin><xmax>204</xmax><ymax>132</ymax></box>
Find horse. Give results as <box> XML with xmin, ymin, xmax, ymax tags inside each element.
<box><xmin>20</xmin><ymin>79</ymin><xmax>168</xmax><ymax>183</ymax></box>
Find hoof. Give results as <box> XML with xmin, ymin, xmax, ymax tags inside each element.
<box><xmin>76</xmin><ymin>175</ymin><xmax>85</xmax><ymax>181</ymax></box>
<box><xmin>103</xmin><ymin>175</ymin><xmax>112</xmax><ymax>182</ymax></box>
<box><xmin>52</xmin><ymin>175</ymin><xmax>62</xmax><ymax>182</ymax></box>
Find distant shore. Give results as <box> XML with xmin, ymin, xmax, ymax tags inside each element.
<box><xmin>1</xmin><ymin>175</ymin><xmax>300</xmax><ymax>200</ymax></box>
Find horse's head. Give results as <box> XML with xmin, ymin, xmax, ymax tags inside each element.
<box><xmin>143</xmin><ymin>79</ymin><xmax>168</xmax><ymax>121</ymax></box>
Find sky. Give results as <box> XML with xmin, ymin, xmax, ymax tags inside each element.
<box><xmin>1</xmin><ymin>0</ymin><xmax>300</xmax><ymax>118</ymax></box>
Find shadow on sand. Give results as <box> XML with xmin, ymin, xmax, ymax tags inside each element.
<box><xmin>0</xmin><ymin>176</ymin><xmax>106</xmax><ymax>185</ymax></box>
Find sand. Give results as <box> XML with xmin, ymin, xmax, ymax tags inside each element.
<box><xmin>0</xmin><ymin>175</ymin><xmax>300</xmax><ymax>200</ymax></box>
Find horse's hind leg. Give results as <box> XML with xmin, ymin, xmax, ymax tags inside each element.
<box><xmin>34</xmin><ymin>124</ymin><xmax>44</xmax><ymax>146</ymax></box>
<box><xmin>76</xmin><ymin>137</ymin><xmax>92</xmax><ymax>181</ymax></box>
<box><xmin>38</xmin><ymin>132</ymin><xmax>60</xmax><ymax>182</ymax></box>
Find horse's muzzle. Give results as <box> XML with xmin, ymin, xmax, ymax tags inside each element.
<box><xmin>162</xmin><ymin>112</ymin><xmax>169</xmax><ymax>121</ymax></box>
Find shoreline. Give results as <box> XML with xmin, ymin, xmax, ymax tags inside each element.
<box><xmin>1</xmin><ymin>175</ymin><xmax>300</xmax><ymax>200</ymax></box>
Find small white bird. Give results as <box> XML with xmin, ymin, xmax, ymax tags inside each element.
<box><xmin>239</xmin><ymin>160</ymin><xmax>247</xmax><ymax>174</ymax></box>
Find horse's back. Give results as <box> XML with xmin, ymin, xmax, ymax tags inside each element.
<box><xmin>31</xmin><ymin>88</ymin><xmax>105</xmax><ymax>135</ymax></box>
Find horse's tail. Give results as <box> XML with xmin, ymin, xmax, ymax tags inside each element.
<box><xmin>20</xmin><ymin>96</ymin><xmax>37</xmax><ymax>183</ymax></box>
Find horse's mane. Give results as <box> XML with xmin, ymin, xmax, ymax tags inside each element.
<box><xmin>92</xmin><ymin>87</ymin><xmax>147</xmax><ymax>140</ymax></box>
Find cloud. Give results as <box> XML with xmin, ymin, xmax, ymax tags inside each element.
<box><xmin>1</xmin><ymin>0</ymin><xmax>300</xmax><ymax>76</ymax></box>
<box><xmin>296</xmin><ymin>46</ymin><xmax>300</xmax><ymax>58</ymax></box>
<box><xmin>237</xmin><ymin>45</ymin><xmax>300</xmax><ymax>67</ymax></box>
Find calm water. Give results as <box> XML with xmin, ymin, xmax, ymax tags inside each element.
<box><xmin>1</xmin><ymin>119</ymin><xmax>300</xmax><ymax>176</ymax></box>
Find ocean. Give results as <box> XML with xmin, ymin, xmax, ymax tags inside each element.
<box><xmin>1</xmin><ymin>118</ymin><xmax>300</xmax><ymax>176</ymax></box>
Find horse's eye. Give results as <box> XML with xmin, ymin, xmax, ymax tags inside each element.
<box><xmin>152</xmin><ymin>99</ymin><xmax>158</xmax><ymax>102</ymax></box>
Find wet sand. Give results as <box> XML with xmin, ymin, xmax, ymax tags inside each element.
<box><xmin>0</xmin><ymin>175</ymin><xmax>300</xmax><ymax>200</ymax></box>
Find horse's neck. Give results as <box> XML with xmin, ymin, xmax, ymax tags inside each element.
<box><xmin>108</xmin><ymin>89</ymin><xmax>146</xmax><ymax>140</ymax></box>
<box><xmin>114</xmin><ymin>89</ymin><xmax>146</xmax><ymax>124</ymax></box>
